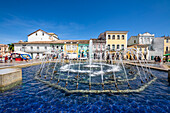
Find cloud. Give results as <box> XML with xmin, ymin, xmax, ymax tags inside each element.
<box><xmin>0</xmin><ymin>14</ymin><xmax>85</xmax><ymax>32</ymax></box>
<box><xmin>0</xmin><ymin>14</ymin><xmax>87</xmax><ymax>44</ymax></box>
<box><xmin>0</xmin><ymin>34</ymin><xmax>24</xmax><ymax>44</ymax></box>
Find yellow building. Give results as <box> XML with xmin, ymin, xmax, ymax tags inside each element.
<box><xmin>98</xmin><ymin>31</ymin><xmax>128</xmax><ymax>59</ymax></box>
<box><xmin>163</xmin><ymin>36</ymin><xmax>170</xmax><ymax>54</ymax></box>
<box><xmin>63</xmin><ymin>40</ymin><xmax>89</xmax><ymax>59</ymax></box>
<box><xmin>0</xmin><ymin>44</ymin><xmax>9</xmax><ymax>57</ymax></box>
<box><xmin>127</xmin><ymin>44</ymin><xmax>149</xmax><ymax>60</ymax></box>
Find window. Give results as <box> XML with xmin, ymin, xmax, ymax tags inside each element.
<box><xmin>98</xmin><ymin>44</ymin><xmax>100</xmax><ymax>49</ymax></box>
<box><xmin>117</xmin><ymin>44</ymin><xmax>120</xmax><ymax>49</ymax></box>
<box><xmin>112</xmin><ymin>44</ymin><xmax>115</xmax><ymax>50</ymax></box>
<box><xmin>45</xmin><ymin>46</ymin><xmax>47</xmax><ymax>49</ymax></box>
<box><xmin>166</xmin><ymin>39</ymin><xmax>168</xmax><ymax>43</ymax></box>
<box><xmin>66</xmin><ymin>45</ymin><xmax>71</xmax><ymax>50</ymax></box>
<box><xmin>37</xmin><ymin>46</ymin><xmax>39</xmax><ymax>50</ymax></box>
<box><xmin>112</xmin><ymin>35</ymin><xmax>115</xmax><ymax>39</ymax></box>
<box><xmin>72</xmin><ymin>45</ymin><xmax>77</xmax><ymax>50</ymax></box>
<box><xmin>102</xmin><ymin>44</ymin><xmax>105</xmax><ymax>49</ymax></box>
<box><xmin>36</xmin><ymin>33</ymin><xmax>37</xmax><ymax>36</ymax></box>
<box><xmin>117</xmin><ymin>35</ymin><xmax>120</xmax><ymax>40</ymax></box>
<box><xmin>94</xmin><ymin>45</ymin><xmax>96</xmax><ymax>49</ymax></box>
<box><xmin>108</xmin><ymin>44</ymin><xmax>110</xmax><ymax>50</ymax></box>
<box><xmin>31</xmin><ymin>46</ymin><xmax>33</xmax><ymax>49</ymax></box>
<box><xmin>56</xmin><ymin>46</ymin><xmax>58</xmax><ymax>48</ymax></box>
<box><xmin>122</xmin><ymin>35</ymin><xmax>124</xmax><ymax>40</ymax></box>
<box><xmin>121</xmin><ymin>44</ymin><xmax>124</xmax><ymax>50</ymax></box>
<box><xmin>166</xmin><ymin>47</ymin><xmax>168</xmax><ymax>51</ymax></box>
<box><xmin>31</xmin><ymin>53</ymin><xmax>33</xmax><ymax>58</ymax></box>
<box><xmin>134</xmin><ymin>40</ymin><xmax>136</xmax><ymax>43</ymax></box>
<box><xmin>108</xmin><ymin>35</ymin><xmax>111</xmax><ymax>39</ymax></box>
<box><xmin>42</xmin><ymin>32</ymin><xmax>44</xmax><ymax>36</ymax></box>
<box><xmin>140</xmin><ymin>47</ymin><xmax>142</xmax><ymax>51</ymax></box>
<box><xmin>61</xmin><ymin>46</ymin><xmax>63</xmax><ymax>49</ymax></box>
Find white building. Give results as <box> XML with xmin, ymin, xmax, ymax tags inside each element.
<box><xmin>128</xmin><ymin>32</ymin><xmax>164</xmax><ymax>60</ymax></box>
<box><xmin>14</xmin><ymin>29</ymin><xmax>62</xmax><ymax>59</ymax></box>
<box><xmin>28</xmin><ymin>29</ymin><xmax>59</xmax><ymax>42</ymax></box>
<box><xmin>14</xmin><ymin>41</ymin><xmax>64</xmax><ymax>59</ymax></box>
<box><xmin>128</xmin><ymin>32</ymin><xmax>154</xmax><ymax>46</ymax></box>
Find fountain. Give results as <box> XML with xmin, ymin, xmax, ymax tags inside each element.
<box><xmin>35</xmin><ymin>41</ymin><xmax>157</xmax><ymax>94</ymax></box>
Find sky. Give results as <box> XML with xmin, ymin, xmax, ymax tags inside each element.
<box><xmin>0</xmin><ymin>0</ymin><xmax>170</xmax><ymax>44</ymax></box>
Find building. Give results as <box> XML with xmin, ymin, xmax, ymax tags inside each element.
<box><xmin>28</xmin><ymin>29</ymin><xmax>59</xmax><ymax>42</ymax></box>
<box><xmin>14</xmin><ymin>29</ymin><xmax>90</xmax><ymax>59</ymax></box>
<box><xmin>128</xmin><ymin>32</ymin><xmax>154</xmax><ymax>46</ymax></box>
<box><xmin>0</xmin><ymin>44</ymin><xmax>9</xmax><ymax>57</ymax></box>
<box><xmin>14</xmin><ymin>41</ymin><xmax>63</xmax><ymax>59</ymax></box>
<box><xmin>127</xmin><ymin>44</ymin><xmax>149</xmax><ymax>60</ymax></box>
<box><xmin>127</xmin><ymin>32</ymin><xmax>157</xmax><ymax>60</ymax></box>
<box><xmin>78</xmin><ymin>42</ymin><xmax>89</xmax><ymax>59</ymax></box>
<box><xmin>149</xmin><ymin>37</ymin><xmax>164</xmax><ymax>60</ymax></box>
<box><xmin>98</xmin><ymin>31</ymin><xmax>128</xmax><ymax>59</ymax></box>
<box><xmin>90</xmin><ymin>38</ymin><xmax>106</xmax><ymax>59</ymax></box>
<box><xmin>163</xmin><ymin>36</ymin><xmax>170</xmax><ymax>55</ymax></box>
<box><xmin>127</xmin><ymin>32</ymin><xmax>165</xmax><ymax>60</ymax></box>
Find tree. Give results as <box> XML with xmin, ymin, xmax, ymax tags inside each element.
<box><xmin>8</xmin><ymin>43</ymin><xmax>14</xmax><ymax>52</ymax></box>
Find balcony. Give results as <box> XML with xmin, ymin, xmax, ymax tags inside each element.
<box><xmin>21</xmin><ymin>49</ymin><xmax>48</xmax><ymax>53</ymax></box>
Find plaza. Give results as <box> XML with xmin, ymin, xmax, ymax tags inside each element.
<box><xmin>0</xmin><ymin>0</ymin><xmax>170</xmax><ymax>112</ymax></box>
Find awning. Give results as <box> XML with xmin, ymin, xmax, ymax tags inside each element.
<box><xmin>163</xmin><ymin>54</ymin><xmax>170</xmax><ymax>56</ymax></box>
<box><xmin>12</xmin><ymin>51</ymin><xmax>30</xmax><ymax>55</ymax></box>
<box><xmin>3</xmin><ymin>53</ymin><xmax>11</xmax><ymax>56</ymax></box>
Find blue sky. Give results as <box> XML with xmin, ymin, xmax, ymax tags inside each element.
<box><xmin>0</xmin><ymin>0</ymin><xmax>170</xmax><ymax>44</ymax></box>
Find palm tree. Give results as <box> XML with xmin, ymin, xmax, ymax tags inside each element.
<box><xmin>8</xmin><ymin>43</ymin><xmax>14</xmax><ymax>52</ymax></box>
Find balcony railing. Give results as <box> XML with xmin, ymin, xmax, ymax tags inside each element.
<box><xmin>21</xmin><ymin>49</ymin><xmax>48</xmax><ymax>53</ymax></box>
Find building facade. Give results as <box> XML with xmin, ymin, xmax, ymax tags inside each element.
<box><xmin>91</xmin><ymin>39</ymin><xmax>106</xmax><ymax>59</ymax></box>
<box><xmin>14</xmin><ymin>41</ymin><xmax>57</xmax><ymax>59</ymax></box>
<box><xmin>98</xmin><ymin>31</ymin><xmax>128</xmax><ymax>59</ymax></box>
<box><xmin>78</xmin><ymin>43</ymin><xmax>89</xmax><ymax>58</ymax></box>
<box><xmin>127</xmin><ymin>44</ymin><xmax>149</xmax><ymax>60</ymax></box>
<box><xmin>0</xmin><ymin>44</ymin><xmax>9</xmax><ymax>56</ymax></box>
<box><xmin>149</xmin><ymin>37</ymin><xmax>164</xmax><ymax>60</ymax></box>
<box><xmin>163</xmin><ymin>36</ymin><xmax>170</xmax><ymax>55</ymax></box>
<box><xmin>64</xmin><ymin>41</ymin><xmax>78</xmax><ymax>59</ymax></box>
<box><xmin>128</xmin><ymin>32</ymin><xmax>154</xmax><ymax>46</ymax></box>
<box><xmin>128</xmin><ymin>32</ymin><xmax>167</xmax><ymax>60</ymax></box>
<box><xmin>28</xmin><ymin>29</ymin><xmax>59</xmax><ymax>42</ymax></box>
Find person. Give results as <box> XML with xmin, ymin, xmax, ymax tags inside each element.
<box><xmin>36</xmin><ymin>54</ymin><xmax>39</xmax><ymax>60</ymax></box>
<box><xmin>9</xmin><ymin>55</ymin><xmax>13</xmax><ymax>63</ymax></box>
<box><xmin>158</xmin><ymin>56</ymin><xmax>160</xmax><ymax>62</ymax></box>
<box><xmin>26</xmin><ymin>55</ymin><xmax>29</xmax><ymax>62</ymax></box>
<box><xmin>5</xmin><ymin>55</ymin><xmax>8</xmax><ymax>63</ymax></box>
<box><xmin>163</xmin><ymin>56</ymin><xmax>166</xmax><ymax>63</ymax></box>
<box><xmin>154</xmin><ymin>56</ymin><xmax>156</xmax><ymax>62</ymax></box>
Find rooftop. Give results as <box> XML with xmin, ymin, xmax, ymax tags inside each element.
<box><xmin>13</xmin><ymin>40</ymin><xmax>89</xmax><ymax>44</ymax></box>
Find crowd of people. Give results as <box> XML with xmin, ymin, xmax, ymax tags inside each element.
<box><xmin>4</xmin><ymin>55</ymin><xmax>13</xmax><ymax>63</ymax></box>
<box><xmin>154</xmin><ymin>56</ymin><xmax>161</xmax><ymax>62</ymax></box>
<box><xmin>4</xmin><ymin>54</ymin><xmax>30</xmax><ymax>63</ymax></box>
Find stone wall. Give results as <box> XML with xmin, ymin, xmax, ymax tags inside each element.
<box><xmin>0</xmin><ymin>68</ymin><xmax>22</xmax><ymax>91</ymax></box>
